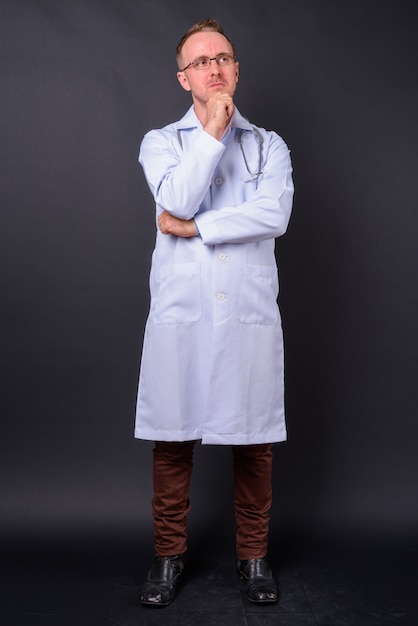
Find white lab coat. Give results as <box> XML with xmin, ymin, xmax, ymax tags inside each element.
<box><xmin>134</xmin><ymin>106</ymin><xmax>293</xmax><ymax>445</ymax></box>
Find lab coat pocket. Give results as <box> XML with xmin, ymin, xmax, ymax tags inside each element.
<box><xmin>238</xmin><ymin>264</ymin><xmax>279</xmax><ymax>324</ymax></box>
<box><xmin>154</xmin><ymin>263</ymin><xmax>202</xmax><ymax>324</ymax></box>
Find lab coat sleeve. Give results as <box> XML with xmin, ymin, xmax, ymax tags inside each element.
<box><xmin>195</xmin><ymin>133</ymin><xmax>294</xmax><ymax>244</ymax></box>
<box><xmin>139</xmin><ymin>128</ymin><xmax>225</xmax><ymax>220</ymax></box>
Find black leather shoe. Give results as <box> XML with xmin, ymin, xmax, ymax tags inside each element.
<box><xmin>237</xmin><ymin>558</ymin><xmax>278</xmax><ymax>604</ymax></box>
<box><xmin>140</xmin><ymin>555</ymin><xmax>184</xmax><ymax>607</ymax></box>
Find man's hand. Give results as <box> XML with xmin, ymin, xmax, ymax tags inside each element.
<box><xmin>158</xmin><ymin>210</ymin><xmax>198</xmax><ymax>238</ymax></box>
<box><xmin>203</xmin><ymin>93</ymin><xmax>234</xmax><ymax>141</ymax></box>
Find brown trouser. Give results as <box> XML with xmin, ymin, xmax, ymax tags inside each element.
<box><xmin>152</xmin><ymin>441</ymin><xmax>273</xmax><ymax>560</ymax></box>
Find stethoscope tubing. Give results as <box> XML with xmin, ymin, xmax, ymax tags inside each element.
<box><xmin>238</xmin><ymin>128</ymin><xmax>264</xmax><ymax>180</ymax></box>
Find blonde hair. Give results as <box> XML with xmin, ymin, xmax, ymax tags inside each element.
<box><xmin>176</xmin><ymin>18</ymin><xmax>235</xmax><ymax>68</ymax></box>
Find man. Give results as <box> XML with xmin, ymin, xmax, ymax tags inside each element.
<box><xmin>135</xmin><ymin>18</ymin><xmax>294</xmax><ymax>607</ymax></box>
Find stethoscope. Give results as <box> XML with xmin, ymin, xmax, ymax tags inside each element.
<box><xmin>238</xmin><ymin>127</ymin><xmax>264</xmax><ymax>184</ymax></box>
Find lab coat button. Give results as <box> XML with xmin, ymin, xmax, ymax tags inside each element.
<box><xmin>215</xmin><ymin>177</ymin><xmax>223</xmax><ymax>185</ymax></box>
<box><xmin>218</xmin><ymin>253</ymin><xmax>227</xmax><ymax>261</ymax></box>
<box><xmin>217</xmin><ymin>292</ymin><xmax>226</xmax><ymax>301</ymax></box>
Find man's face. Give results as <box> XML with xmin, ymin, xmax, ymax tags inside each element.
<box><xmin>177</xmin><ymin>31</ymin><xmax>239</xmax><ymax>107</ymax></box>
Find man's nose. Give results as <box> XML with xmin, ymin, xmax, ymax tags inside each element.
<box><xmin>210</xmin><ymin>62</ymin><xmax>221</xmax><ymax>74</ymax></box>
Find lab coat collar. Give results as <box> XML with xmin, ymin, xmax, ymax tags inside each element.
<box><xmin>176</xmin><ymin>105</ymin><xmax>254</xmax><ymax>132</ymax></box>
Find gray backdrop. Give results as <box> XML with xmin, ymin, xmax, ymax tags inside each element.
<box><xmin>1</xmin><ymin>0</ymin><xmax>417</xmax><ymax>544</ymax></box>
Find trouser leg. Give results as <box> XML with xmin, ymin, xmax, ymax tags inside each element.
<box><xmin>152</xmin><ymin>440</ymin><xmax>196</xmax><ymax>556</ymax></box>
<box><xmin>232</xmin><ymin>443</ymin><xmax>273</xmax><ymax>560</ymax></box>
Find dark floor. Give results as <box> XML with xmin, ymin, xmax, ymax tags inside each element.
<box><xmin>1</xmin><ymin>529</ymin><xmax>417</xmax><ymax>625</ymax></box>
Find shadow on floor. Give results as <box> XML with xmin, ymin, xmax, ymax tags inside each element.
<box><xmin>0</xmin><ymin>527</ymin><xmax>417</xmax><ymax>625</ymax></box>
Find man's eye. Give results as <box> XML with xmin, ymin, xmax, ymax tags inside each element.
<box><xmin>195</xmin><ymin>57</ymin><xmax>209</xmax><ymax>68</ymax></box>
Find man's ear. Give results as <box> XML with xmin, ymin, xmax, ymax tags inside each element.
<box><xmin>177</xmin><ymin>71</ymin><xmax>191</xmax><ymax>92</ymax></box>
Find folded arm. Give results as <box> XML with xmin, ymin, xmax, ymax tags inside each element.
<box><xmin>140</xmin><ymin>127</ymin><xmax>293</xmax><ymax>244</ymax></box>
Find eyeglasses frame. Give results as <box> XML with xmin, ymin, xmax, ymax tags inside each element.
<box><xmin>179</xmin><ymin>53</ymin><xmax>236</xmax><ymax>72</ymax></box>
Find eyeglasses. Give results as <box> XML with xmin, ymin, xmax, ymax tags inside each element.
<box><xmin>180</xmin><ymin>53</ymin><xmax>236</xmax><ymax>72</ymax></box>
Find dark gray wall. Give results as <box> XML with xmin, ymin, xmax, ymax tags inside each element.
<box><xmin>1</xmin><ymin>0</ymin><xmax>417</xmax><ymax>541</ymax></box>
